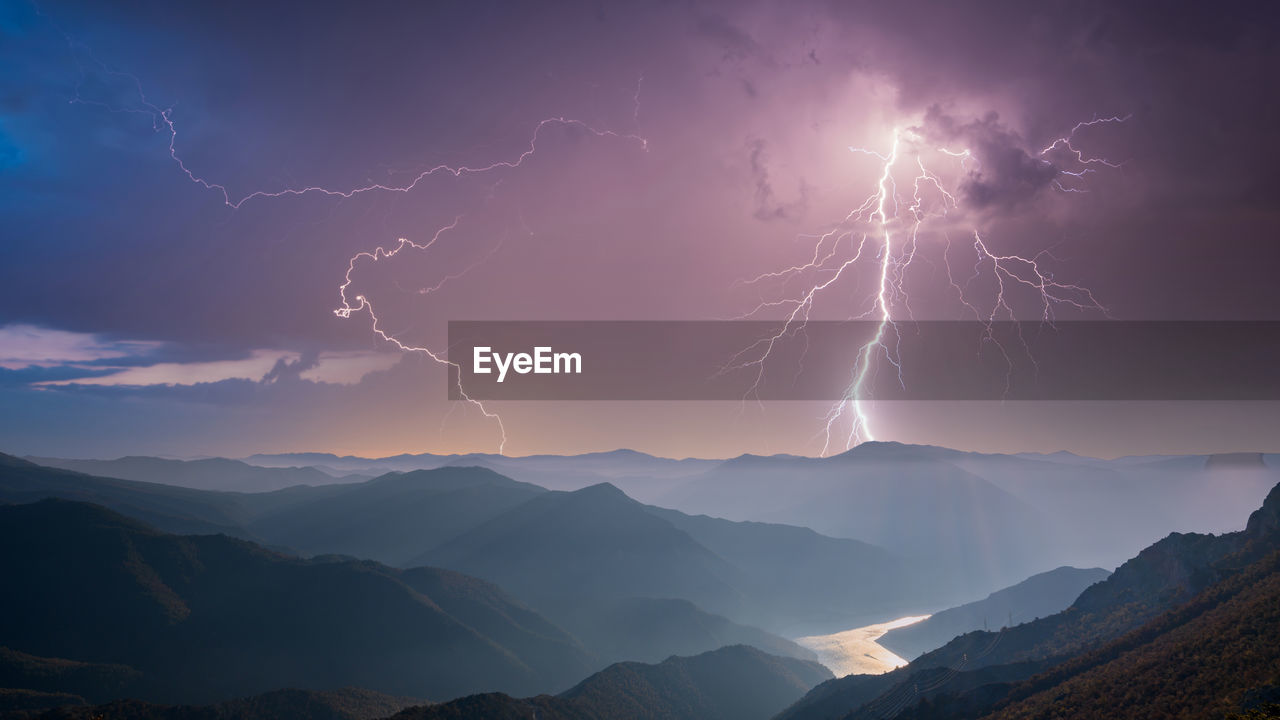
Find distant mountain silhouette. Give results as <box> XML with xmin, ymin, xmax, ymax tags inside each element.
<box><xmin>1</xmin><ymin>455</ymin><xmax>912</xmax><ymax>655</ymax></box>
<box><xmin>24</xmin><ymin>444</ymin><xmax>1274</xmax><ymax>611</ymax></box>
<box><xmin>551</xmin><ymin>597</ymin><xmax>816</xmax><ymax>667</ymax></box>
<box><xmin>414</xmin><ymin>482</ymin><xmax>917</xmax><ymax>639</ymax></box>
<box><xmin>418</xmin><ymin>483</ymin><xmax>748</xmax><ymax>621</ymax></box>
<box><xmin>878</xmin><ymin>566</ymin><xmax>1111</xmax><ymax>660</ymax></box>
<box><xmin>16</xmin><ymin>446</ymin><xmax>1273</xmax><ymax>672</ymax></box>
<box><xmin>386</xmin><ymin>645</ymin><xmax>832</xmax><ymax>720</ymax></box>
<box><xmin>2</xmin><ymin>456</ymin><xmax>549</xmax><ymax>567</ymax></box>
<box><xmin>1204</xmin><ymin>452</ymin><xmax>1268</xmax><ymax>471</ymax></box>
<box><xmin>440</xmin><ymin>451</ymin><xmax>717</xmax><ymax>504</ymax></box>
<box><xmin>246</xmin><ymin>467</ymin><xmax>548</xmax><ymax>566</ymax></box>
<box><xmin>646</xmin><ymin>507</ymin><xmax>925</xmax><ymax>634</ymax></box>
<box><xmin>242</xmin><ymin>449</ymin><xmax>717</xmax><ymax>503</ymax></box>
<box><xmin>776</xmin><ymin>479</ymin><xmax>1280</xmax><ymax>720</ymax></box>
<box><xmin>0</xmin><ymin>453</ymin><xmax>258</xmax><ymax>536</ymax></box>
<box><xmin>656</xmin><ymin>441</ymin><xmax>1276</xmax><ymax>600</ymax></box>
<box><xmin>24</xmin><ymin>456</ymin><xmax>367</xmax><ymax>492</ymax></box>
<box><xmin>659</xmin><ymin>447</ymin><xmax>1051</xmax><ymax>599</ymax></box>
<box><xmin>0</xmin><ymin>499</ymin><xmax>593</xmax><ymax>703</ymax></box>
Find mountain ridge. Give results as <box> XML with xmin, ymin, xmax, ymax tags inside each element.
<box><xmin>776</xmin><ymin>479</ymin><xmax>1280</xmax><ymax>720</ymax></box>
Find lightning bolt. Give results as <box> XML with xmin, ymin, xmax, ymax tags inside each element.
<box><xmin>740</xmin><ymin>115</ymin><xmax>1126</xmax><ymax>455</ymax></box>
<box><xmin>56</xmin><ymin>29</ymin><xmax>648</xmax><ymax>454</ymax></box>
<box><xmin>333</xmin><ymin>219</ymin><xmax>515</xmax><ymax>451</ymax></box>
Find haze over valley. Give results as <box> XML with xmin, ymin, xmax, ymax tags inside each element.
<box><xmin>1</xmin><ymin>443</ymin><xmax>1277</xmax><ymax>718</ymax></box>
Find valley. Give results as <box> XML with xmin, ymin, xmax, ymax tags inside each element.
<box><xmin>0</xmin><ymin>445</ymin><xmax>1276</xmax><ymax>719</ymax></box>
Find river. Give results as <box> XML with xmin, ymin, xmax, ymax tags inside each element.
<box><xmin>795</xmin><ymin>615</ymin><xmax>931</xmax><ymax>677</ymax></box>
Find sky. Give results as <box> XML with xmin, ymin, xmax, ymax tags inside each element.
<box><xmin>1</xmin><ymin>0</ymin><xmax>1278</xmax><ymax>460</ymax></box>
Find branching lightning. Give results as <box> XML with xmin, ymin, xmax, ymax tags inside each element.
<box><xmin>333</xmin><ymin>219</ymin><xmax>514</xmax><ymax>451</ymax></box>
<box><xmin>58</xmin><ymin>32</ymin><xmax>648</xmax><ymax>453</ymax></box>
<box><xmin>738</xmin><ymin>115</ymin><xmax>1126</xmax><ymax>455</ymax></box>
<box><xmin>54</xmin><ymin>17</ymin><xmax>1125</xmax><ymax>457</ymax></box>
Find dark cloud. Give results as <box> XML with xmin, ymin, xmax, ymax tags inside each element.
<box><xmin>694</xmin><ymin>13</ymin><xmax>765</xmax><ymax>63</ymax></box>
<box><xmin>260</xmin><ymin>351</ymin><xmax>320</xmax><ymax>385</ymax></box>
<box><xmin>0</xmin><ymin>365</ymin><xmax>117</xmax><ymax>388</ymax></box>
<box><xmin>917</xmin><ymin>107</ymin><xmax>1059</xmax><ymax>210</ymax></box>
<box><xmin>747</xmin><ymin>138</ymin><xmax>808</xmax><ymax>221</ymax></box>
<box><xmin>2</xmin><ymin>0</ymin><xmax>1277</xmax><ymax>456</ymax></box>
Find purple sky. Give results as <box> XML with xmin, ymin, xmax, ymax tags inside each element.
<box><xmin>1</xmin><ymin>0</ymin><xmax>1278</xmax><ymax>459</ymax></box>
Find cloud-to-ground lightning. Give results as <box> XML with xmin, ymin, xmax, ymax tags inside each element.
<box><xmin>739</xmin><ymin>115</ymin><xmax>1126</xmax><ymax>455</ymax></box>
<box><xmin>56</xmin><ymin>31</ymin><xmax>648</xmax><ymax>452</ymax></box>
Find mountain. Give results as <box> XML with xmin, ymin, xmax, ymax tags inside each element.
<box><xmin>560</xmin><ymin>645</ymin><xmax>833</xmax><ymax>720</ymax></box>
<box><xmin>0</xmin><ymin>499</ymin><xmax>594</xmax><ymax>704</ymax></box>
<box><xmin>905</xmin><ymin>550</ymin><xmax>1280</xmax><ymax>720</ymax></box>
<box><xmin>246</xmin><ymin>467</ymin><xmax>548</xmax><ymax>566</ymax></box>
<box><xmin>878</xmin><ymin>566</ymin><xmax>1111</xmax><ymax>660</ymax></box>
<box><xmin>417</xmin><ymin>483</ymin><xmax>748</xmax><ymax>622</ymax></box>
<box><xmin>656</xmin><ymin>442</ymin><xmax>1276</xmax><ymax>601</ymax></box>
<box><xmin>942</xmin><ymin>446</ymin><xmax>1277</xmax><ymax>569</ymax></box>
<box><xmin>242</xmin><ymin>451</ymin><xmax>452</xmax><ymax>475</ymax></box>
<box><xmin>776</xmin><ymin>480</ymin><xmax>1280</xmax><ymax>720</ymax></box>
<box><xmin>438</xmin><ymin>451</ymin><xmax>717</xmax><ymax>505</ymax></box>
<box><xmin>23</xmin><ymin>456</ymin><xmax>366</xmax><ymax>492</ymax></box>
<box><xmin>0</xmin><ymin>453</ymin><xmax>257</xmax><ymax>536</ymax></box>
<box><xmin>553</xmin><ymin>597</ymin><xmax>816</xmax><ymax>667</ymax></box>
<box><xmin>646</xmin><ymin>507</ymin><xmax>926</xmax><ymax>634</ymax></box>
<box><xmin>4</xmin><ymin>455</ymin><xmax>548</xmax><ymax>568</ymax></box>
<box><xmin>0</xmin><ymin>455</ymin><xmax>919</xmax><ymax>647</ymax></box>
<box><xmin>659</xmin><ymin>447</ymin><xmax>1051</xmax><ymax>600</ymax></box>
<box><xmin>386</xmin><ymin>645</ymin><xmax>832</xmax><ymax>720</ymax></box>
<box><xmin>890</xmin><ymin>482</ymin><xmax>1280</xmax><ymax>720</ymax></box>
<box><xmin>242</xmin><ymin>449</ymin><xmax>717</xmax><ymax>504</ymax></box>
<box><xmin>8</xmin><ymin>687</ymin><xmax>419</xmax><ymax>719</ymax></box>
<box><xmin>413</xmin><ymin>481</ymin><xmax>920</xmax><ymax>640</ymax></box>
<box><xmin>24</xmin><ymin>444</ymin><xmax>1273</xmax><ymax>614</ymax></box>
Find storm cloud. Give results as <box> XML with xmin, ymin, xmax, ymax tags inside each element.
<box><xmin>0</xmin><ymin>0</ymin><xmax>1276</xmax><ymax>457</ymax></box>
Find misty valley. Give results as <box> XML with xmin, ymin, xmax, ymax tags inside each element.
<box><xmin>1</xmin><ymin>444</ymin><xmax>1277</xmax><ymax>719</ymax></box>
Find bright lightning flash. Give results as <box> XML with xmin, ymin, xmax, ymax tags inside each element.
<box><xmin>738</xmin><ymin>116</ymin><xmax>1125</xmax><ymax>455</ymax></box>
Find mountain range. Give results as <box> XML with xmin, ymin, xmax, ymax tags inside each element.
<box><xmin>1</xmin><ymin>446</ymin><xmax>1277</xmax><ymax>719</ymax></box>
<box><xmin>0</xmin><ymin>453</ymin><xmax>923</xmax><ymax>640</ymax></box>
<box><xmin>23</xmin><ymin>456</ymin><xmax>369</xmax><ymax>493</ymax></box>
<box><xmin>657</xmin><ymin>443</ymin><xmax>1276</xmax><ymax>598</ymax></box>
<box><xmin>0</xmin><ymin>455</ymin><xmax>857</xmax><ymax>672</ymax></box>
<box><xmin>22</xmin><ymin>443</ymin><xmax>1277</xmax><ymax>602</ymax></box>
<box><xmin>0</xmin><ymin>499</ymin><xmax>594</xmax><ymax>703</ymax></box>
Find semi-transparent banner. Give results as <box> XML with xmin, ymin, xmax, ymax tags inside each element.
<box><xmin>446</xmin><ymin>321</ymin><xmax>1280</xmax><ymax>401</ymax></box>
